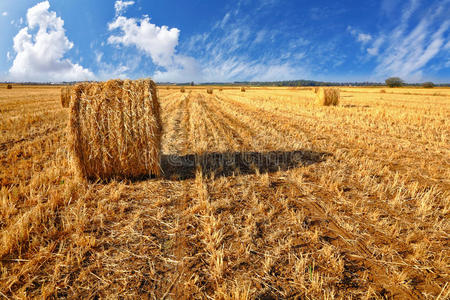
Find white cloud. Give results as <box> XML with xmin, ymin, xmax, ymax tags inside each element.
<box><xmin>108</xmin><ymin>15</ymin><xmax>180</xmax><ymax>68</ymax></box>
<box><xmin>2</xmin><ymin>12</ymin><xmax>7</xmax><ymax>16</ymax></box>
<box><xmin>114</xmin><ymin>1</ymin><xmax>134</xmax><ymax>16</ymax></box>
<box><xmin>154</xmin><ymin>55</ymin><xmax>202</xmax><ymax>82</ymax></box>
<box><xmin>348</xmin><ymin>0</ymin><xmax>450</xmax><ymax>81</ymax></box>
<box><xmin>444</xmin><ymin>40</ymin><xmax>450</xmax><ymax>50</ymax></box>
<box><xmin>348</xmin><ymin>26</ymin><xmax>372</xmax><ymax>44</ymax></box>
<box><xmin>9</xmin><ymin>1</ymin><xmax>94</xmax><ymax>82</ymax></box>
<box><xmin>254</xmin><ymin>30</ymin><xmax>266</xmax><ymax>44</ymax></box>
<box><xmin>216</xmin><ymin>12</ymin><xmax>230</xmax><ymax>29</ymax></box>
<box><xmin>6</xmin><ymin>52</ymin><xmax>12</xmax><ymax>61</ymax></box>
<box><xmin>357</xmin><ymin>33</ymin><xmax>372</xmax><ymax>44</ymax></box>
<box><xmin>372</xmin><ymin>0</ymin><xmax>450</xmax><ymax>81</ymax></box>
<box><xmin>367</xmin><ymin>36</ymin><xmax>384</xmax><ymax>56</ymax></box>
<box><xmin>107</xmin><ymin>2</ymin><xmax>309</xmax><ymax>82</ymax></box>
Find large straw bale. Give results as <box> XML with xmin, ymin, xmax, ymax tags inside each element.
<box><xmin>68</xmin><ymin>79</ymin><xmax>161</xmax><ymax>180</ymax></box>
<box><xmin>316</xmin><ymin>87</ymin><xmax>340</xmax><ymax>106</ymax></box>
<box><xmin>241</xmin><ymin>87</ymin><xmax>246</xmax><ymax>92</ymax></box>
<box><xmin>60</xmin><ymin>87</ymin><xmax>70</xmax><ymax>108</ymax></box>
<box><xmin>6</xmin><ymin>84</ymin><xmax>12</xmax><ymax>89</ymax></box>
<box><xmin>207</xmin><ymin>88</ymin><xmax>213</xmax><ymax>94</ymax></box>
<box><xmin>180</xmin><ymin>87</ymin><xmax>186</xmax><ymax>93</ymax></box>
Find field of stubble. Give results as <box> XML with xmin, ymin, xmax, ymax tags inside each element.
<box><xmin>0</xmin><ymin>84</ymin><xmax>449</xmax><ymax>299</ymax></box>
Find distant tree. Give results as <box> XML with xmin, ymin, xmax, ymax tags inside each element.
<box><xmin>190</xmin><ymin>81</ymin><xmax>195</xmax><ymax>86</ymax></box>
<box><xmin>422</xmin><ymin>82</ymin><xmax>434</xmax><ymax>88</ymax></box>
<box><xmin>385</xmin><ymin>77</ymin><xmax>404</xmax><ymax>87</ymax></box>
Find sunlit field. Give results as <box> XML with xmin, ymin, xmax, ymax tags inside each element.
<box><xmin>0</xmin><ymin>84</ymin><xmax>449</xmax><ymax>298</ymax></box>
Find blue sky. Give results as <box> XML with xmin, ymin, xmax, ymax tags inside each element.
<box><xmin>0</xmin><ymin>0</ymin><xmax>449</xmax><ymax>83</ymax></box>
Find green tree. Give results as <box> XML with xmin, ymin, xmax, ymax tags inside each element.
<box><xmin>385</xmin><ymin>77</ymin><xmax>404</xmax><ymax>87</ymax></box>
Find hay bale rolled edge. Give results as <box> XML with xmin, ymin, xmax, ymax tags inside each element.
<box><xmin>68</xmin><ymin>79</ymin><xmax>162</xmax><ymax>180</ymax></box>
<box><xmin>60</xmin><ymin>86</ymin><xmax>71</xmax><ymax>108</ymax></box>
<box><xmin>316</xmin><ymin>87</ymin><xmax>340</xmax><ymax>106</ymax></box>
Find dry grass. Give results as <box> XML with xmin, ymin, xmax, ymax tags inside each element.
<box><xmin>0</xmin><ymin>85</ymin><xmax>449</xmax><ymax>299</ymax></box>
<box><xmin>60</xmin><ymin>86</ymin><xmax>70</xmax><ymax>108</ymax></box>
<box><xmin>68</xmin><ymin>79</ymin><xmax>161</xmax><ymax>180</ymax></box>
<box><xmin>315</xmin><ymin>87</ymin><xmax>340</xmax><ymax>106</ymax></box>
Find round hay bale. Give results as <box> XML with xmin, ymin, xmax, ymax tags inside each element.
<box><xmin>241</xmin><ymin>87</ymin><xmax>246</xmax><ymax>92</ymax></box>
<box><xmin>219</xmin><ymin>88</ymin><xmax>223</xmax><ymax>92</ymax></box>
<box><xmin>316</xmin><ymin>88</ymin><xmax>340</xmax><ymax>106</ymax></box>
<box><xmin>60</xmin><ymin>87</ymin><xmax>71</xmax><ymax>108</ymax></box>
<box><xmin>206</xmin><ymin>88</ymin><xmax>213</xmax><ymax>94</ymax></box>
<box><xmin>380</xmin><ymin>89</ymin><xmax>386</xmax><ymax>93</ymax></box>
<box><xmin>6</xmin><ymin>84</ymin><xmax>12</xmax><ymax>89</ymax></box>
<box><xmin>313</xmin><ymin>87</ymin><xmax>319</xmax><ymax>93</ymax></box>
<box><xmin>180</xmin><ymin>87</ymin><xmax>186</xmax><ymax>93</ymax></box>
<box><xmin>68</xmin><ymin>79</ymin><xmax>161</xmax><ymax>180</ymax></box>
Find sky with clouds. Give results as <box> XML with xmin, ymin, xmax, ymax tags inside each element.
<box><xmin>0</xmin><ymin>0</ymin><xmax>449</xmax><ymax>83</ymax></box>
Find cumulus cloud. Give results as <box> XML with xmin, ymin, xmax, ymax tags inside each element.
<box><xmin>9</xmin><ymin>1</ymin><xmax>94</xmax><ymax>82</ymax></box>
<box><xmin>108</xmin><ymin>15</ymin><xmax>180</xmax><ymax>67</ymax></box>
<box><xmin>2</xmin><ymin>12</ymin><xmax>7</xmax><ymax>16</ymax></box>
<box><xmin>107</xmin><ymin>1</ymin><xmax>309</xmax><ymax>82</ymax></box>
<box><xmin>107</xmin><ymin>1</ymin><xmax>200</xmax><ymax>81</ymax></box>
<box><xmin>114</xmin><ymin>0</ymin><xmax>134</xmax><ymax>16</ymax></box>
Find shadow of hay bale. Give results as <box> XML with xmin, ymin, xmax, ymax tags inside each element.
<box><xmin>342</xmin><ymin>104</ymin><xmax>370</xmax><ymax>108</ymax></box>
<box><xmin>160</xmin><ymin>149</ymin><xmax>331</xmax><ymax>181</ymax></box>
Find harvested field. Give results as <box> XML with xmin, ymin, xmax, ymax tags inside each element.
<box><xmin>0</xmin><ymin>86</ymin><xmax>449</xmax><ymax>299</ymax></box>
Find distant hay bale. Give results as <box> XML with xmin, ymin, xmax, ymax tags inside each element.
<box><xmin>219</xmin><ymin>88</ymin><xmax>223</xmax><ymax>91</ymax></box>
<box><xmin>241</xmin><ymin>87</ymin><xmax>246</xmax><ymax>92</ymax></box>
<box><xmin>60</xmin><ymin>87</ymin><xmax>71</xmax><ymax>108</ymax></box>
<box><xmin>313</xmin><ymin>87</ymin><xmax>319</xmax><ymax>93</ymax></box>
<box><xmin>380</xmin><ymin>89</ymin><xmax>386</xmax><ymax>93</ymax></box>
<box><xmin>6</xmin><ymin>84</ymin><xmax>12</xmax><ymax>89</ymax></box>
<box><xmin>206</xmin><ymin>88</ymin><xmax>213</xmax><ymax>94</ymax></box>
<box><xmin>68</xmin><ymin>79</ymin><xmax>161</xmax><ymax>180</ymax></box>
<box><xmin>180</xmin><ymin>87</ymin><xmax>186</xmax><ymax>93</ymax></box>
<box><xmin>316</xmin><ymin>88</ymin><xmax>340</xmax><ymax>106</ymax></box>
